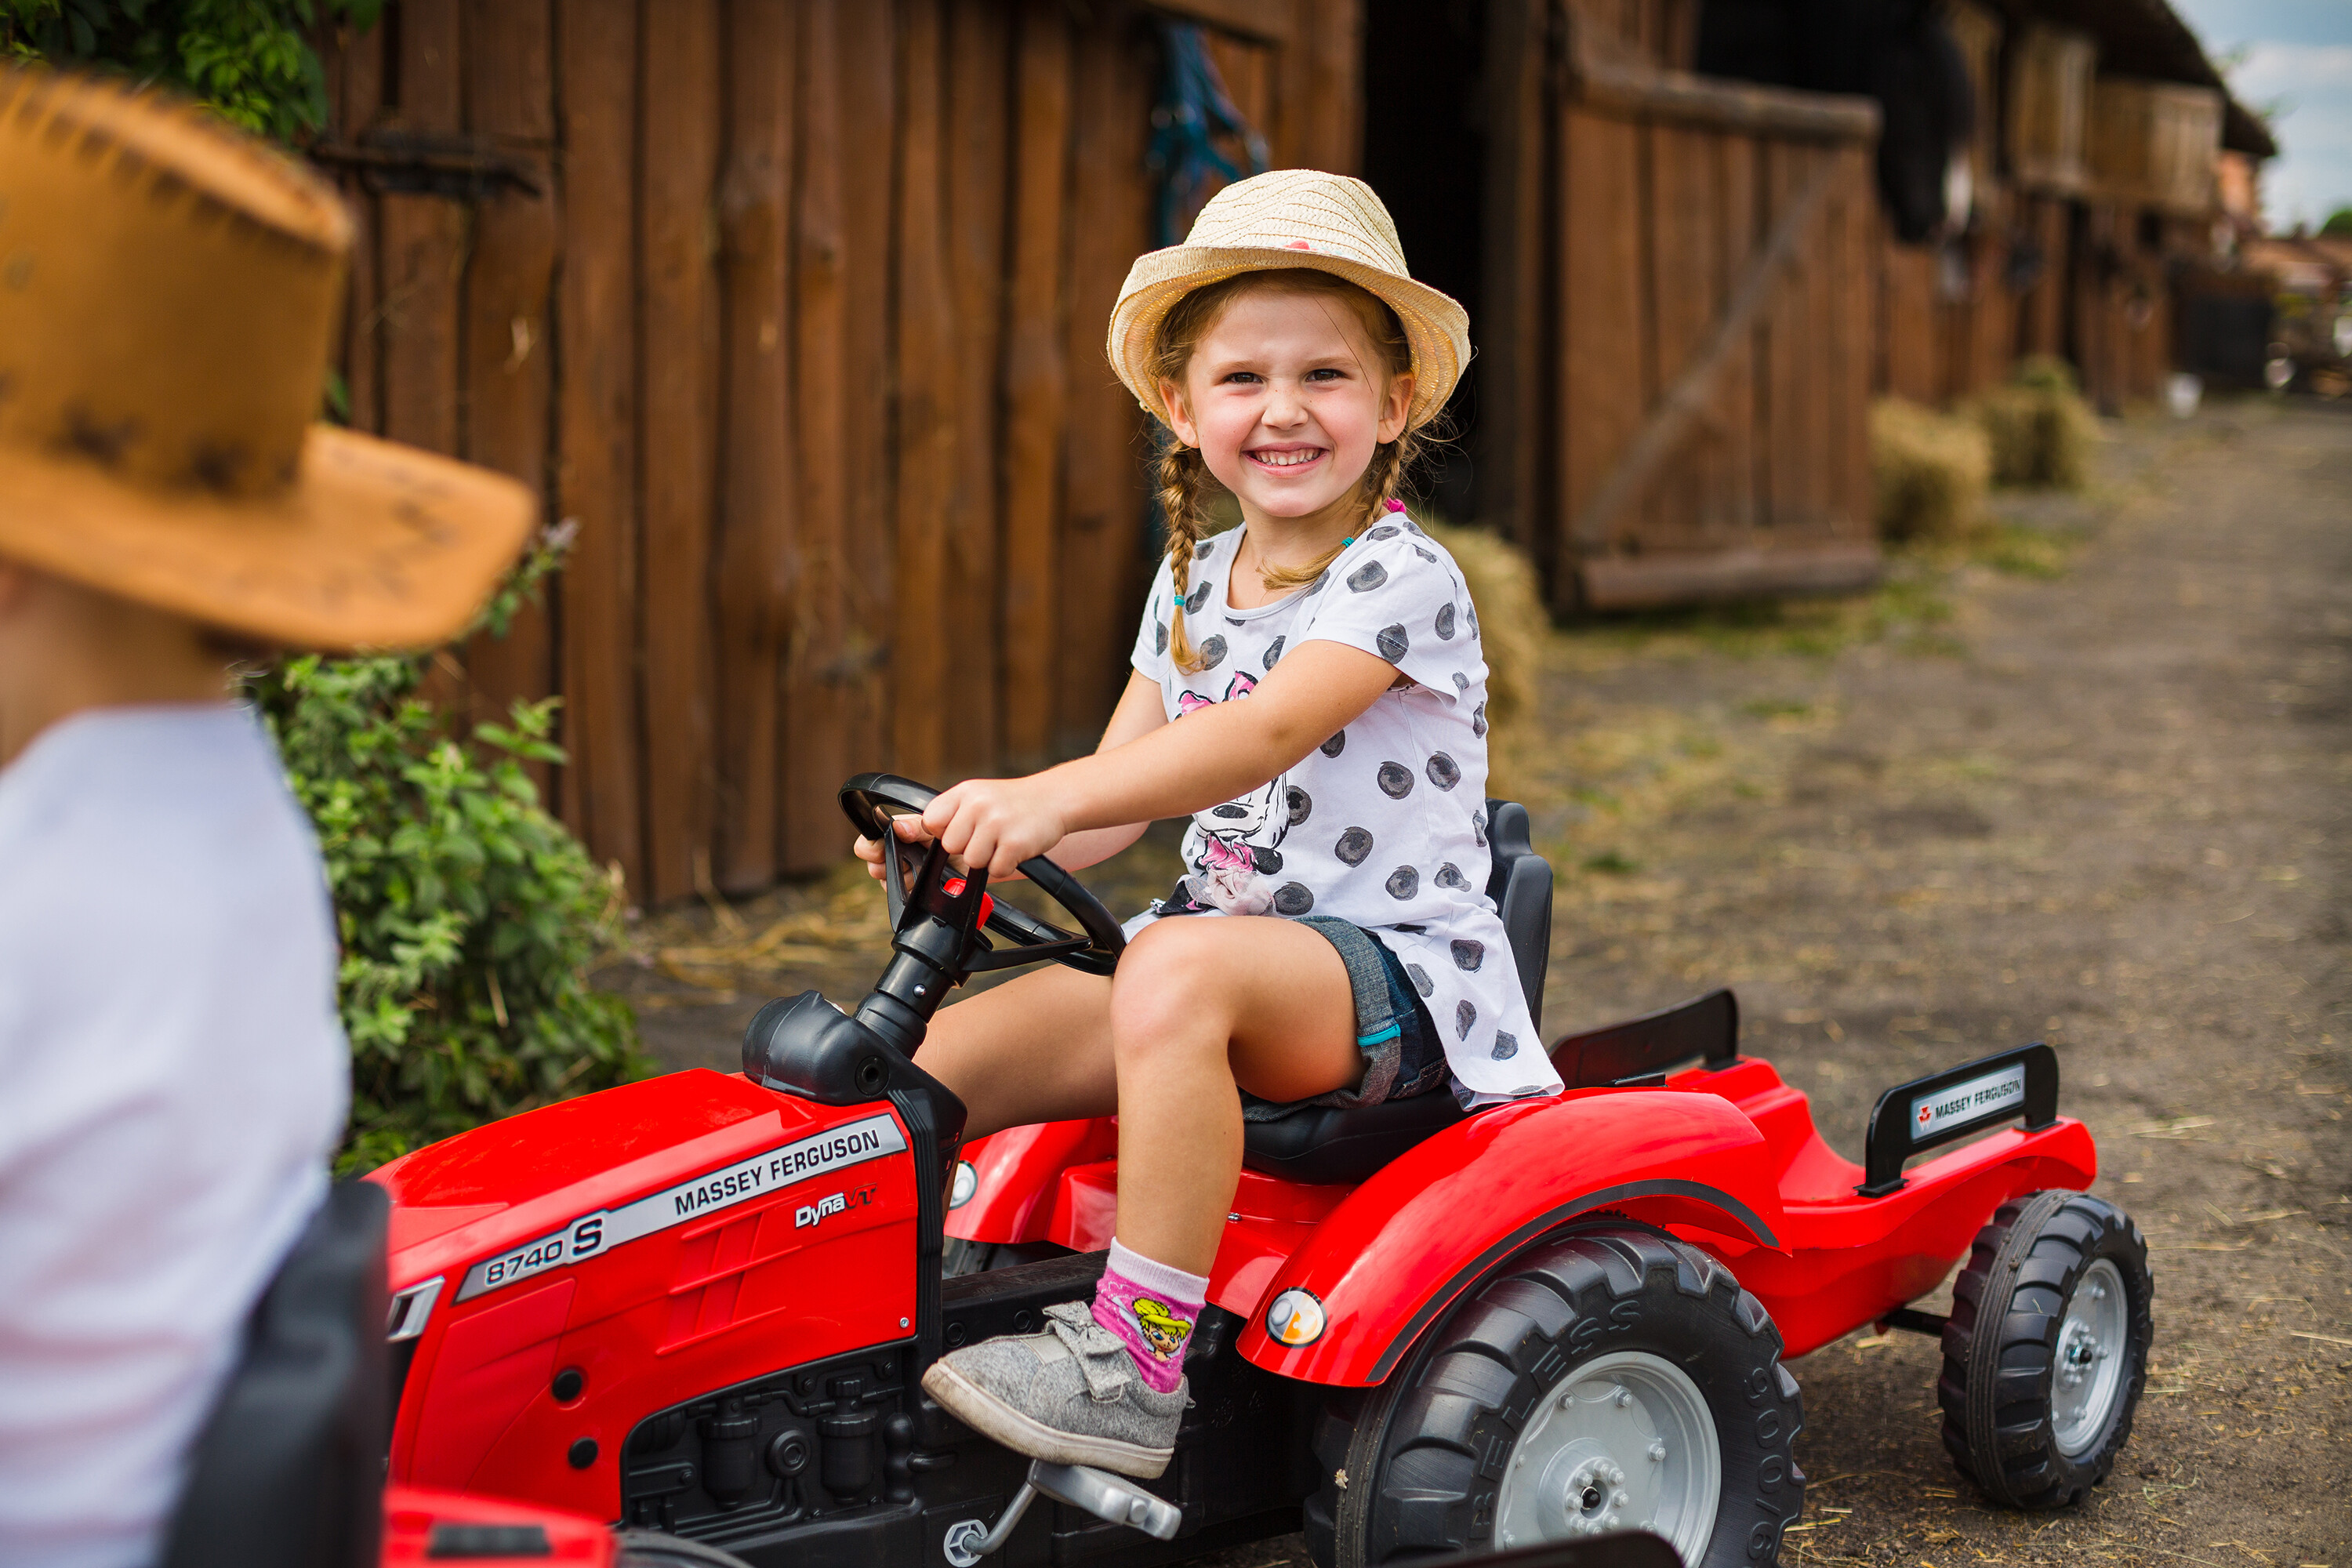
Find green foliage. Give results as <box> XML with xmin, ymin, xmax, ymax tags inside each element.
<box><xmin>245</xmin><ymin>545</ymin><xmax>650</xmax><ymax>1174</ymax></box>
<box><xmin>0</xmin><ymin>0</ymin><xmax>380</xmax><ymax>140</ymax></box>
<box><xmin>2323</xmin><ymin>207</ymin><xmax>2352</xmax><ymax>239</ymax></box>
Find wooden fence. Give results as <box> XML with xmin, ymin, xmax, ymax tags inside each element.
<box><xmin>316</xmin><ymin>0</ymin><xmax>1359</xmax><ymax>905</ymax></box>
<box><xmin>1481</xmin><ymin>0</ymin><xmax>1884</xmax><ymax>612</ymax></box>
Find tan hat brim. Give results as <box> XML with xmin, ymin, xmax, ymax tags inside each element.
<box><xmin>0</xmin><ymin>424</ymin><xmax>533</xmax><ymax>652</ymax></box>
<box><xmin>1107</xmin><ymin>245</ymin><xmax>1471</xmax><ymax>432</ymax></box>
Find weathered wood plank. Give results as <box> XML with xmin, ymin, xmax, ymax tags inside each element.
<box><xmin>1808</xmin><ymin>139</ymin><xmax>1844</xmax><ymax>529</ymax></box>
<box><xmin>1646</xmin><ymin>120</ymin><xmax>1714</xmax><ymax>542</ymax></box>
<box><xmin>1569</xmin><ymin>49</ymin><xmax>1878</xmax><ymax>140</ymax></box>
<box><xmin>1836</xmin><ymin>142</ymin><xmax>1875</xmax><ymax>531</ymax></box>
<box><xmin>2020</xmin><ymin>195</ymin><xmax>2068</xmax><ymax>358</ymax></box>
<box><xmin>1276</xmin><ymin>0</ymin><xmax>1360</xmax><ymax>173</ymax></box>
<box><xmin>1718</xmin><ymin>127</ymin><xmax>1759</xmax><ymax>535</ymax></box>
<box><xmin>1878</xmin><ymin>233</ymin><xmax>1938</xmax><ymax>402</ymax></box>
<box><xmin>323</xmin><ymin>15</ymin><xmax>383</xmax><ymax>435</ymax></box>
<box><xmin>1558</xmin><ymin>103</ymin><xmax>1645</xmax><ymax>588</ymax></box>
<box><xmin>837</xmin><ymin>0</ymin><xmax>896</xmax><ymax>785</ymax></box>
<box><xmin>457</xmin><ymin>0</ymin><xmax>557</xmax><ymax>782</ymax></box>
<box><xmin>1759</xmin><ymin>140</ymin><xmax>1805</xmax><ymax>528</ymax></box>
<box><xmin>1477</xmin><ymin>0</ymin><xmax>1551</xmax><ymax>561</ymax></box>
<box><xmin>713</xmin><ymin>0</ymin><xmax>796</xmax><ymax>891</ymax></box>
<box><xmin>1000</xmin><ymin>0</ymin><xmax>1072</xmax><ymax>768</ymax></box>
<box><xmin>637</xmin><ymin>0</ymin><xmax>723</xmax><ymax>906</ymax></box>
<box><xmin>893</xmin><ymin>0</ymin><xmax>956</xmax><ymax>783</ymax></box>
<box><xmin>1581</xmin><ymin>540</ymin><xmax>1881</xmax><ymax>608</ymax></box>
<box><xmin>555</xmin><ymin>0</ymin><xmax>644</xmax><ymax>891</ymax></box>
<box><xmin>1203</xmin><ymin>28</ymin><xmax>1273</xmax><ymax>169</ymax></box>
<box><xmin>784</xmin><ymin>0</ymin><xmax>851</xmax><ymax>870</ymax></box>
<box><xmin>1056</xmin><ymin>13</ymin><xmax>1152</xmax><ymax>753</ymax></box>
<box><xmin>1152</xmin><ymin>0</ymin><xmax>1294</xmax><ymax>45</ymax></box>
<box><xmin>941</xmin><ymin>0</ymin><xmax>1011</xmax><ymax>779</ymax></box>
<box><xmin>379</xmin><ymin>0</ymin><xmax>463</xmax><ymax>459</ymax></box>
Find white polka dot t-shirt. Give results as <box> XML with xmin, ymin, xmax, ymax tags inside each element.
<box><xmin>1126</xmin><ymin>510</ymin><xmax>1563</xmax><ymax>1108</ymax></box>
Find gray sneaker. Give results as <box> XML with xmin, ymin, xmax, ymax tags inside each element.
<box><xmin>920</xmin><ymin>1301</ymin><xmax>1187</xmax><ymax>1478</ymax></box>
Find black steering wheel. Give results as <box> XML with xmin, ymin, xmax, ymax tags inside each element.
<box><xmin>837</xmin><ymin>774</ymin><xmax>1126</xmax><ymax>978</ymax></box>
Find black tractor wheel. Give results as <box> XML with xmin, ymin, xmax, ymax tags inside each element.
<box><xmin>1938</xmin><ymin>1190</ymin><xmax>2152</xmax><ymax>1508</ymax></box>
<box><xmin>1308</xmin><ymin>1220</ymin><xmax>1805</xmax><ymax>1568</ymax></box>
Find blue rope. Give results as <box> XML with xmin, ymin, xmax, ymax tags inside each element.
<box><xmin>1146</xmin><ymin>21</ymin><xmax>1271</xmax><ymax>249</ymax></box>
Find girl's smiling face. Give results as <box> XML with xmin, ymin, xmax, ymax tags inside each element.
<box><xmin>1159</xmin><ymin>285</ymin><xmax>1414</xmax><ymax>532</ymax></box>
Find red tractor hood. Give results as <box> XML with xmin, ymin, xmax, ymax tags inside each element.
<box><xmin>370</xmin><ymin>1069</ymin><xmax>855</xmax><ymax>1292</ymax></box>
<box><xmin>368</xmin><ymin>1069</ymin><xmax>924</xmax><ymax>1519</ymax></box>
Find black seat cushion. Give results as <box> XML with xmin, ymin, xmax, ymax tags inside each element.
<box><xmin>1240</xmin><ymin>800</ymin><xmax>1550</xmax><ymax>1185</ymax></box>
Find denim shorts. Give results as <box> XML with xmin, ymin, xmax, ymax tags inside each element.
<box><xmin>1240</xmin><ymin>916</ymin><xmax>1450</xmax><ymax>1123</ymax></box>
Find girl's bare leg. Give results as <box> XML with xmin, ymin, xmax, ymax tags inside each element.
<box><xmin>1106</xmin><ymin>916</ymin><xmax>1359</xmax><ymax>1275</ymax></box>
<box><xmin>918</xmin><ymin>915</ymin><xmax>1361</xmax><ymax>1276</ymax></box>
<box><xmin>917</xmin><ymin>964</ymin><xmax>1122</xmax><ymax>1136</ymax></box>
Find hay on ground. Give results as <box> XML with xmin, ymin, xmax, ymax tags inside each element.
<box><xmin>1870</xmin><ymin>397</ymin><xmax>1991</xmax><ymax>542</ymax></box>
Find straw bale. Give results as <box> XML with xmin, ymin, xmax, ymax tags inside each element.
<box><xmin>1870</xmin><ymin>397</ymin><xmax>1991</xmax><ymax>542</ymax></box>
<box><xmin>1968</xmin><ymin>356</ymin><xmax>2097</xmax><ymax>490</ymax></box>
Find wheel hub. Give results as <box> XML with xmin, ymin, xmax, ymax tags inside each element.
<box><xmin>1493</xmin><ymin>1352</ymin><xmax>1721</xmax><ymax>1562</ymax></box>
<box><xmin>1563</xmin><ymin>1456</ymin><xmax>1630</xmax><ymax>1535</ymax></box>
<box><xmin>2051</xmin><ymin>1258</ymin><xmax>2130</xmax><ymax>1457</ymax></box>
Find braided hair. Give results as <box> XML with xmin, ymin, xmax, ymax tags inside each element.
<box><xmin>1149</xmin><ymin>269</ymin><xmax>1425</xmax><ymax>674</ymax></box>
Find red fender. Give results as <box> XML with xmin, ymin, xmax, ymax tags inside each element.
<box><xmin>947</xmin><ymin>1119</ymin><xmax>1118</xmax><ymax>1245</ymax></box>
<box><xmin>1236</xmin><ymin>1090</ymin><xmax>1784</xmax><ymax>1386</ymax></box>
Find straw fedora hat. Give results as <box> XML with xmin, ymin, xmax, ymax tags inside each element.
<box><xmin>0</xmin><ymin>67</ymin><xmax>532</xmax><ymax>651</ymax></box>
<box><xmin>1106</xmin><ymin>169</ymin><xmax>1469</xmax><ymax>433</ymax></box>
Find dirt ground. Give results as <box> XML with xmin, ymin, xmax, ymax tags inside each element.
<box><xmin>605</xmin><ymin>396</ymin><xmax>2352</xmax><ymax>1566</ymax></box>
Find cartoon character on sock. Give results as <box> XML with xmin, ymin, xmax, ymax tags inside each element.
<box><xmin>1130</xmin><ymin>1298</ymin><xmax>1194</xmax><ymax>1360</ymax></box>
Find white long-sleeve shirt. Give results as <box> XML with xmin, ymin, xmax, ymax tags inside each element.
<box><xmin>0</xmin><ymin>706</ymin><xmax>347</xmax><ymax>1568</ymax></box>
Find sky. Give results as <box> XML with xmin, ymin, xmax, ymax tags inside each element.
<box><xmin>2172</xmin><ymin>0</ymin><xmax>2352</xmax><ymax>231</ymax></box>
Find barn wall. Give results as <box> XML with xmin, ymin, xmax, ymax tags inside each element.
<box><xmin>317</xmin><ymin>0</ymin><xmax>1359</xmax><ymax>905</ymax></box>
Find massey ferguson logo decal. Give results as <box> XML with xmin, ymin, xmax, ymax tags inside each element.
<box><xmin>1909</xmin><ymin>1062</ymin><xmax>2027</xmax><ymax>1143</ymax></box>
<box><xmin>454</xmin><ymin>1112</ymin><xmax>906</xmax><ymax>1302</ymax></box>
<box><xmin>795</xmin><ymin>1185</ymin><xmax>880</xmax><ymax>1229</ymax></box>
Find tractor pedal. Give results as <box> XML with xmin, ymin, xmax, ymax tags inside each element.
<box><xmin>941</xmin><ymin>1459</ymin><xmax>1181</xmax><ymax>1563</ymax></box>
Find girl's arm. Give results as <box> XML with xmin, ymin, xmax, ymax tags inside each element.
<box><xmin>919</xmin><ymin>639</ymin><xmax>1399</xmax><ymax>879</ymax></box>
<box><xmin>855</xmin><ymin>670</ymin><xmax>1170</xmax><ymax>879</ymax></box>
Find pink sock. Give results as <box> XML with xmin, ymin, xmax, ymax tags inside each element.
<box><xmin>1092</xmin><ymin>1238</ymin><xmax>1209</xmax><ymax>1394</ymax></box>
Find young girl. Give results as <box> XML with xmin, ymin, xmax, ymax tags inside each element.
<box><xmin>858</xmin><ymin>170</ymin><xmax>1563</xmax><ymax>1478</ymax></box>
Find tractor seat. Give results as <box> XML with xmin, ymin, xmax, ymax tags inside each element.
<box><xmin>1241</xmin><ymin>800</ymin><xmax>1552</xmax><ymax>1185</ymax></box>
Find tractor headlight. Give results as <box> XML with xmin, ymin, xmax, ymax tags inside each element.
<box><xmin>948</xmin><ymin>1160</ymin><xmax>979</xmax><ymax>1210</ymax></box>
<box><xmin>1265</xmin><ymin>1287</ymin><xmax>1326</xmax><ymax>1347</ymax></box>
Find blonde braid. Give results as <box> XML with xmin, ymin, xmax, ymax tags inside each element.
<box><xmin>1157</xmin><ymin>438</ymin><xmax>1214</xmax><ymax>673</ymax></box>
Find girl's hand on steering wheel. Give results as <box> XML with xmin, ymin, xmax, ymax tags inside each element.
<box><xmin>921</xmin><ymin>777</ymin><xmax>1070</xmax><ymax>882</ymax></box>
<box><xmin>853</xmin><ymin>815</ymin><xmax>935</xmax><ymax>883</ymax></box>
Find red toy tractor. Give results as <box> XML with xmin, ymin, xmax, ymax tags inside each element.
<box><xmin>350</xmin><ymin>775</ymin><xmax>2151</xmax><ymax>1568</ymax></box>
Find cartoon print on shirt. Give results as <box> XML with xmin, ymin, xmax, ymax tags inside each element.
<box><xmin>1178</xmin><ymin>671</ymin><xmax>1290</xmax><ymax>913</ymax></box>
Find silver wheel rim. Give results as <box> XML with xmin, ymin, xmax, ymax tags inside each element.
<box><xmin>1492</xmin><ymin>1350</ymin><xmax>1722</xmax><ymax>1564</ymax></box>
<box><xmin>2053</xmin><ymin>1257</ymin><xmax>2129</xmax><ymax>1457</ymax></box>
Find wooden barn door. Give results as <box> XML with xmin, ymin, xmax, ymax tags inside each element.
<box><xmin>1484</xmin><ymin>0</ymin><xmax>1883</xmax><ymax>612</ymax></box>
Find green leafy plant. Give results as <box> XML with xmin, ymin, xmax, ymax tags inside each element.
<box><xmin>245</xmin><ymin>543</ymin><xmax>649</xmax><ymax>1174</ymax></box>
<box><xmin>0</xmin><ymin>0</ymin><xmax>380</xmax><ymax>138</ymax></box>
